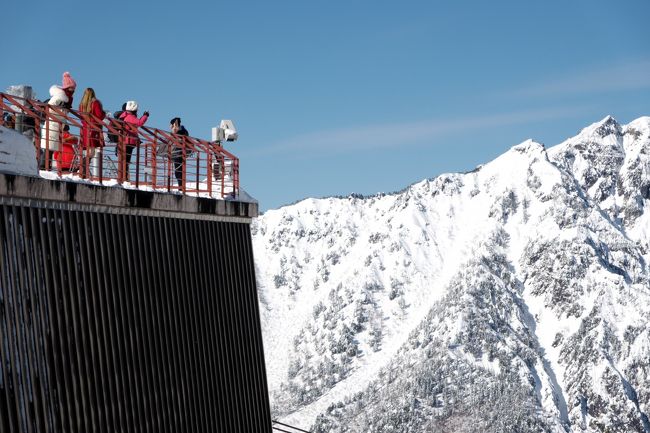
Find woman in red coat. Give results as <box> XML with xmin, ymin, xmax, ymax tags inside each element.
<box><xmin>78</xmin><ymin>87</ymin><xmax>106</xmax><ymax>177</ymax></box>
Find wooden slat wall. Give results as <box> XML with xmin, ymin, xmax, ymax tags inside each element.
<box><xmin>0</xmin><ymin>201</ymin><xmax>271</xmax><ymax>432</ymax></box>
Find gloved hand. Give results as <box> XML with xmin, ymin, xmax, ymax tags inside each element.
<box><xmin>143</xmin><ymin>111</ymin><xmax>150</xmax><ymax>117</ymax></box>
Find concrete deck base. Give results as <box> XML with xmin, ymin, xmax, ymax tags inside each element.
<box><xmin>0</xmin><ymin>173</ymin><xmax>258</xmax><ymax>220</ymax></box>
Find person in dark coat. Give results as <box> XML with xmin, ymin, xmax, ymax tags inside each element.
<box><xmin>106</xmin><ymin>102</ymin><xmax>127</xmax><ymax>146</ymax></box>
<box><xmin>2</xmin><ymin>113</ymin><xmax>15</xmax><ymax>129</ymax></box>
<box><xmin>112</xmin><ymin>102</ymin><xmax>127</xmax><ymax>123</ymax></box>
<box><xmin>170</xmin><ymin>117</ymin><xmax>188</xmax><ymax>187</ymax></box>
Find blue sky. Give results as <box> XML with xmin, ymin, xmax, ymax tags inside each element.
<box><xmin>4</xmin><ymin>0</ymin><xmax>650</xmax><ymax>210</ymax></box>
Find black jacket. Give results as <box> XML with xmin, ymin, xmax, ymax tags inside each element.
<box><xmin>170</xmin><ymin>125</ymin><xmax>190</xmax><ymax>157</ymax></box>
<box><xmin>176</xmin><ymin>125</ymin><xmax>189</xmax><ymax>136</ymax></box>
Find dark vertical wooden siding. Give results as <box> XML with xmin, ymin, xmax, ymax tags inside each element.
<box><xmin>0</xmin><ymin>201</ymin><xmax>271</xmax><ymax>432</ymax></box>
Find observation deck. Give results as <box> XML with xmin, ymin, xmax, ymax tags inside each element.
<box><xmin>0</xmin><ymin>92</ymin><xmax>250</xmax><ymax>209</ymax></box>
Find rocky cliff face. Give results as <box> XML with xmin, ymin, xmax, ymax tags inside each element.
<box><xmin>252</xmin><ymin>116</ymin><xmax>650</xmax><ymax>432</ymax></box>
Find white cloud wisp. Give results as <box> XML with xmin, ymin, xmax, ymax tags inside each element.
<box><xmin>257</xmin><ymin>105</ymin><xmax>590</xmax><ymax>157</ymax></box>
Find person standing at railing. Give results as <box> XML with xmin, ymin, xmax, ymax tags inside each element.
<box><xmin>170</xmin><ymin>117</ymin><xmax>189</xmax><ymax>187</ymax></box>
<box><xmin>39</xmin><ymin>85</ymin><xmax>70</xmax><ymax>169</ymax></box>
<box><xmin>107</xmin><ymin>102</ymin><xmax>127</xmax><ymax>145</ymax></box>
<box><xmin>53</xmin><ymin>125</ymin><xmax>78</xmax><ymax>172</ymax></box>
<box><xmin>2</xmin><ymin>113</ymin><xmax>15</xmax><ymax>129</ymax></box>
<box><xmin>78</xmin><ymin>88</ymin><xmax>106</xmax><ymax>178</ymax></box>
<box><xmin>5</xmin><ymin>86</ymin><xmax>36</xmax><ymax>139</ymax></box>
<box><xmin>119</xmin><ymin>101</ymin><xmax>149</xmax><ymax>182</ymax></box>
<box><xmin>60</xmin><ymin>72</ymin><xmax>77</xmax><ymax>109</ymax></box>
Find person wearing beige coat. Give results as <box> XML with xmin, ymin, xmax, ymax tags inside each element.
<box><xmin>39</xmin><ymin>85</ymin><xmax>69</xmax><ymax>168</ymax></box>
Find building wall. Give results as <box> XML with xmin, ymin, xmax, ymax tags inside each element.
<box><xmin>0</xmin><ymin>196</ymin><xmax>271</xmax><ymax>432</ymax></box>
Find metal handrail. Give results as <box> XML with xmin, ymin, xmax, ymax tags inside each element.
<box><xmin>272</xmin><ymin>420</ymin><xmax>312</xmax><ymax>432</ymax></box>
<box><xmin>0</xmin><ymin>92</ymin><xmax>239</xmax><ymax>198</ymax></box>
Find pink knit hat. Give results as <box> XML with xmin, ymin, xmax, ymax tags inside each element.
<box><xmin>61</xmin><ymin>72</ymin><xmax>76</xmax><ymax>90</ymax></box>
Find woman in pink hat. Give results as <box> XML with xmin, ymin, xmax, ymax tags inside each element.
<box><xmin>61</xmin><ymin>72</ymin><xmax>76</xmax><ymax>108</ymax></box>
<box><xmin>38</xmin><ymin>72</ymin><xmax>77</xmax><ymax>170</ymax></box>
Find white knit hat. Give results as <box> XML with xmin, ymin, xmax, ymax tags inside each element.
<box><xmin>125</xmin><ymin>100</ymin><xmax>138</xmax><ymax>111</ymax></box>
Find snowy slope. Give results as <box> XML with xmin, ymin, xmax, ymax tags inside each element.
<box><xmin>252</xmin><ymin>116</ymin><xmax>650</xmax><ymax>433</ymax></box>
<box><xmin>0</xmin><ymin>126</ymin><xmax>38</xmax><ymax>176</ymax></box>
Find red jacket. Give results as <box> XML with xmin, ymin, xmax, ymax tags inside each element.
<box><xmin>119</xmin><ymin>111</ymin><xmax>148</xmax><ymax>146</ymax></box>
<box><xmin>54</xmin><ymin>132</ymin><xmax>78</xmax><ymax>170</ymax></box>
<box><xmin>80</xmin><ymin>99</ymin><xmax>106</xmax><ymax>148</ymax></box>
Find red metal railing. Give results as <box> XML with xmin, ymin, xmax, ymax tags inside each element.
<box><xmin>0</xmin><ymin>92</ymin><xmax>239</xmax><ymax>198</ymax></box>
<box><xmin>272</xmin><ymin>420</ymin><xmax>311</xmax><ymax>432</ymax></box>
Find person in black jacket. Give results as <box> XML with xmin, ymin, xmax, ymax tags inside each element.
<box><xmin>113</xmin><ymin>102</ymin><xmax>127</xmax><ymax>122</ymax></box>
<box><xmin>170</xmin><ymin>117</ymin><xmax>189</xmax><ymax>187</ymax></box>
<box><xmin>2</xmin><ymin>113</ymin><xmax>15</xmax><ymax>129</ymax></box>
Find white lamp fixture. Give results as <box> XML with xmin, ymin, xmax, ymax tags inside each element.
<box><xmin>212</xmin><ymin>120</ymin><xmax>238</xmax><ymax>143</ymax></box>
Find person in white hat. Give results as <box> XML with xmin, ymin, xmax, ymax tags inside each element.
<box><xmin>118</xmin><ymin>101</ymin><xmax>149</xmax><ymax>181</ymax></box>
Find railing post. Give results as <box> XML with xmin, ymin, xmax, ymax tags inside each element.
<box><xmin>152</xmin><ymin>136</ymin><xmax>157</xmax><ymax>188</ymax></box>
<box><xmin>220</xmin><ymin>155</ymin><xmax>225</xmax><ymax>198</ymax></box>
<box><xmin>167</xmin><ymin>138</ymin><xmax>172</xmax><ymax>192</ymax></box>
<box><xmin>118</xmin><ymin>137</ymin><xmax>124</xmax><ymax>184</ymax></box>
<box><xmin>144</xmin><ymin>140</ymin><xmax>149</xmax><ymax>186</ymax></box>
<box><xmin>44</xmin><ymin>105</ymin><xmax>51</xmax><ymax>172</ymax></box>
<box><xmin>82</xmin><ymin>140</ymin><xmax>88</xmax><ymax>179</ymax></box>
<box><xmin>56</xmin><ymin>123</ymin><xmax>62</xmax><ymax>178</ymax></box>
<box><xmin>98</xmin><ymin>146</ymin><xmax>103</xmax><ymax>185</ymax></box>
<box><xmin>34</xmin><ymin>112</ymin><xmax>42</xmax><ymax>166</ymax></box>
<box><xmin>233</xmin><ymin>158</ymin><xmax>240</xmax><ymax>197</ymax></box>
<box><xmin>207</xmin><ymin>152</ymin><xmax>213</xmax><ymax>198</ymax></box>
<box><xmin>135</xmin><ymin>137</ymin><xmax>140</xmax><ymax>187</ymax></box>
<box><xmin>194</xmin><ymin>146</ymin><xmax>199</xmax><ymax>195</ymax></box>
<box><xmin>181</xmin><ymin>144</ymin><xmax>186</xmax><ymax>194</ymax></box>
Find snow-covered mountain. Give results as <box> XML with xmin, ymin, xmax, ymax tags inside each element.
<box><xmin>252</xmin><ymin>116</ymin><xmax>650</xmax><ymax>432</ymax></box>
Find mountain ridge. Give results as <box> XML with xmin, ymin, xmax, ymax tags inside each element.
<box><xmin>253</xmin><ymin>115</ymin><xmax>650</xmax><ymax>432</ymax></box>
